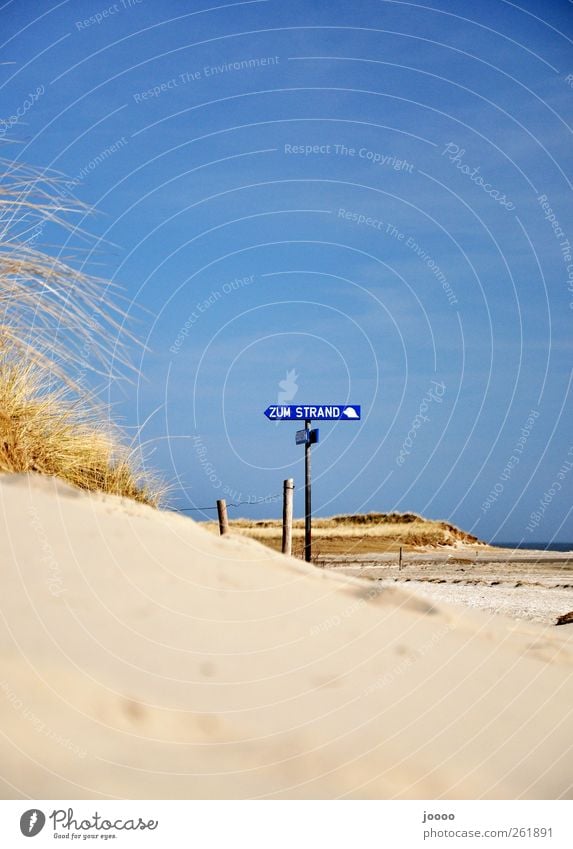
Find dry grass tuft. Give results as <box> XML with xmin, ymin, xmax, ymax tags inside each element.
<box><xmin>0</xmin><ymin>157</ymin><xmax>162</xmax><ymax>504</ymax></box>
<box><xmin>0</xmin><ymin>157</ymin><xmax>133</xmax><ymax>386</ymax></box>
<box><xmin>0</xmin><ymin>363</ymin><xmax>160</xmax><ymax>505</ymax></box>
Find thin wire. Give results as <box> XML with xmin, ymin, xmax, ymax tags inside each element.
<box><xmin>179</xmin><ymin>494</ymin><xmax>282</xmax><ymax>512</ymax></box>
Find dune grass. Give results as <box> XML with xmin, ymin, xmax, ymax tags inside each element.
<box><xmin>0</xmin><ymin>362</ymin><xmax>159</xmax><ymax>504</ymax></box>
<box><xmin>0</xmin><ymin>157</ymin><xmax>161</xmax><ymax>505</ymax></box>
<box><xmin>204</xmin><ymin>512</ymin><xmax>481</xmax><ymax>555</ymax></box>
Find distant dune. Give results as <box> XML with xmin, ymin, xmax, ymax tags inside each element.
<box><xmin>206</xmin><ymin>511</ymin><xmax>484</xmax><ymax>556</ymax></box>
<box><xmin>1</xmin><ymin>474</ymin><xmax>572</xmax><ymax>799</ymax></box>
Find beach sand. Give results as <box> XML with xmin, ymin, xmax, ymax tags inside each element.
<box><xmin>321</xmin><ymin>552</ymin><xmax>573</xmax><ymax>625</ymax></box>
<box><xmin>1</xmin><ymin>474</ymin><xmax>572</xmax><ymax>799</ymax></box>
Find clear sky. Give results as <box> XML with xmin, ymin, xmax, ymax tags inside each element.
<box><xmin>2</xmin><ymin>0</ymin><xmax>572</xmax><ymax>543</ymax></box>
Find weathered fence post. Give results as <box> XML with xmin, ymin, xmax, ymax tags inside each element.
<box><xmin>282</xmin><ymin>478</ymin><xmax>294</xmax><ymax>555</ymax></box>
<box><xmin>399</xmin><ymin>546</ymin><xmax>403</xmax><ymax>570</ymax></box>
<box><xmin>217</xmin><ymin>499</ymin><xmax>229</xmax><ymax>535</ymax></box>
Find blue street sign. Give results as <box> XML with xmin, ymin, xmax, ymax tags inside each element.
<box><xmin>296</xmin><ymin>428</ymin><xmax>320</xmax><ymax>445</ymax></box>
<box><xmin>264</xmin><ymin>404</ymin><xmax>361</xmax><ymax>421</ymax></box>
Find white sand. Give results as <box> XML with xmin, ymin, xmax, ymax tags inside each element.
<box><xmin>0</xmin><ymin>474</ymin><xmax>572</xmax><ymax>800</ymax></box>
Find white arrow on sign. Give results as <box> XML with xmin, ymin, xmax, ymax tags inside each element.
<box><xmin>341</xmin><ymin>406</ymin><xmax>359</xmax><ymax>419</ymax></box>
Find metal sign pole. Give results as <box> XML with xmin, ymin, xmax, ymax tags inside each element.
<box><xmin>304</xmin><ymin>419</ymin><xmax>311</xmax><ymax>562</ymax></box>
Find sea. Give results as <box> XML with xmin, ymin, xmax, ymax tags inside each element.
<box><xmin>493</xmin><ymin>542</ymin><xmax>573</xmax><ymax>553</ymax></box>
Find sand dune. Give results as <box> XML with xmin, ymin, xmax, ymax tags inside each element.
<box><xmin>0</xmin><ymin>474</ymin><xmax>572</xmax><ymax>799</ymax></box>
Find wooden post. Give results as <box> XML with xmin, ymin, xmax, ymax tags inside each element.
<box><xmin>304</xmin><ymin>419</ymin><xmax>312</xmax><ymax>562</ymax></box>
<box><xmin>217</xmin><ymin>499</ymin><xmax>229</xmax><ymax>535</ymax></box>
<box><xmin>399</xmin><ymin>546</ymin><xmax>403</xmax><ymax>570</ymax></box>
<box><xmin>282</xmin><ymin>478</ymin><xmax>294</xmax><ymax>555</ymax></box>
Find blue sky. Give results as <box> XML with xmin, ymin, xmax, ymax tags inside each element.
<box><xmin>1</xmin><ymin>0</ymin><xmax>572</xmax><ymax>542</ymax></box>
